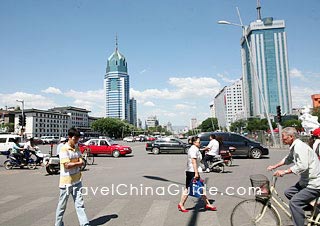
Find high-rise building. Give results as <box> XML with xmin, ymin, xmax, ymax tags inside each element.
<box><xmin>190</xmin><ymin>118</ymin><xmax>198</xmax><ymax>130</ymax></box>
<box><xmin>145</xmin><ymin>116</ymin><xmax>159</xmax><ymax>129</ymax></box>
<box><xmin>241</xmin><ymin>2</ymin><xmax>292</xmax><ymax>118</ymax></box>
<box><xmin>214</xmin><ymin>80</ymin><xmax>244</xmax><ymax>129</ymax></box>
<box><xmin>104</xmin><ymin>39</ymin><xmax>130</xmax><ymax>121</ymax></box>
<box><xmin>129</xmin><ymin>98</ymin><xmax>137</xmax><ymax>127</ymax></box>
<box><xmin>209</xmin><ymin>101</ymin><xmax>216</xmax><ymax>118</ymax></box>
<box><xmin>311</xmin><ymin>94</ymin><xmax>320</xmax><ymax>108</ymax></box>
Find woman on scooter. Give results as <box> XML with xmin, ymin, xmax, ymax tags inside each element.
<box><xmin>178</xmin><ymin>136</ymin><xmax>217</xmax><ymax>212</ymax></box>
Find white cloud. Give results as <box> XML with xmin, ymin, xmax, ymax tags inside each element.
<box><xmin>291</xmin><ymin>86</ymin><xmax>316</xmax><ymax>108</ymax></box>
<box><xmin>140</xmin><ymin>69</ymin><xmax>147</xmax><ymax>74</ymax></box>
<box><xmin>0</xmin><ymin>92</ymin><xmax>57</xmax><ymax>109</ymax></box>
<box><xmin>175</xmin><ymin>104</ymin><xmax>196</xmax><ymax>110</ymax></box>
<box><xmin>144</xmin><ymin>101</ymin><xmax>155</xmax><ymax>107</ymax></box>
<box><xmin>290</xmin><ymin>68</ymin><xmax>305</xmax><ymax>79</ymax></box>
<box><xmin>41</xmin><ymin>87</ymin><xmax>63</xmax><ymax>94</ymax></box>
<box><xmin>130</xmin><ymin>76</ymin><xmax>221</xmax><ymax>102</ymax></box>
<box><xmin>216</xmin><ymin>73</ymin><xmax>238</xmax><ymax>84</ymax></box>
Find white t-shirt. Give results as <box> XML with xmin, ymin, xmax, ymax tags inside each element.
<box><xmin>313</xmin><ymin>139</ymin><xmax>320</xmax><ymax>153</ymax></box>
<box><xmin>206</xmin><ymin>139</ymin><xmax>220</xmax><ymax>156</ymax></box>
<box><xmin>186</xmin><ymin>145</ymin><xmax>203</xmax><ymax>172</ymax></box>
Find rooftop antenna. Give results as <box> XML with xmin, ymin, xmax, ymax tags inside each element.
<box><xmin>257</xmin><ymin>0</ymin><xmax>262</xmax><ymax>21</ymax></box>
<box><xmin>115</xmin><ymin>33</ymin><xmax>118</xmax><ymax>51</ymax></box>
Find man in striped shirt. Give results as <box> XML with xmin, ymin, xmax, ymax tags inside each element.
<box><xmin>55</xmin><ymin>127</ymin><xmax>90</xmax><ymax>226</ymax></box>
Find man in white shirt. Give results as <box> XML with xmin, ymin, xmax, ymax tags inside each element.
<box><xmin>267</xmin><ymin>127</ymin><xmax>320</xmax><ymax>226</ymax></box>
<box><xmin>203</xmin><ymin>134</ymin><xmax>220</xmax><ymax>173</ymax></box>
<box><xmin>56</xmin><ymin>137</ymin><xmax>67</xmax><ymax>156</ymax></box>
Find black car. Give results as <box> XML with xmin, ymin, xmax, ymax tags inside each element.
<box><xmin>198</xmin><ymin>132</ymin><xmax>269</xmax><ymax>159</ymax></box>
<box><xmin>145</xmin><ymin>138</ymin><xmax>190</xmax><ymax>155</ymax></box>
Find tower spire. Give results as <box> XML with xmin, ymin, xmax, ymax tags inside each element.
<box><xmin>115</xmin><ymin>33</ymin><xmax>118</xmax><ymax>51</ymax></box>
<box><xmin>257</xmin><ymin>0</ymin><xmax>262</xmax><ymax>21</ymax></box>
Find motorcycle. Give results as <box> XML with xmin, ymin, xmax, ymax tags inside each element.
<box><xmin>29</xmin><ymin>147</ymin><xmax>50</xmax><ymax>166</ymax></box>
<box><xmin>44</xmin><ymin>155</ymin><xmax>87</xmax><ymax>175</ymax></box>
<box><xmin>220</xmin><ymin>147</ymin><xmax>236</xmax><ymax>167</ymax></box>
<box><xmin>200</xmin><ymin>149</ymin><xmax>225</xmax><ymax>173</ymax></box>
<box><xmin>1</xmin><ymin>149</ymin><xmax>36</xmax><ymax>170</ymax></box>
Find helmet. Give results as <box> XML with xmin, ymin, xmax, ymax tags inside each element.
<box><xmin>312</xmin><ymin>128</ymin><xmax>320</xmax><ymax>137</ymax></box>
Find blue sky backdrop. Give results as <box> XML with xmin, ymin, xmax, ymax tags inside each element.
<box><xmin>0</xmin><ymin>0</ymin><xmax>319</xmax><ymax>126</ymax></box>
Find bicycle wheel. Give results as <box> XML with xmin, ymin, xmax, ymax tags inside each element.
<box><xmin>231</xmin><ymin>199</ymin><xmax>280</xmax><ymax>226</ymax></box>
<box><xmin>86</xmin><ymin>153</ymin><xmax>94</xmax><ymax>165</ymax></box>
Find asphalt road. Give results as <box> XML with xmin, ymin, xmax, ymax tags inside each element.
<box><xmin>0</xmin><ymin>142</ymin><xmax>298</xmax><ymax>226</ymax></box>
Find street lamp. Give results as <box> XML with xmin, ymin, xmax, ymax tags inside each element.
<box><xmin>218</xmin><ymin>7</ymin><xmax>277</xmax><ymax>146</ymax></box>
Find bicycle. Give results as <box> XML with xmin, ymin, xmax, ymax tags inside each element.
<box><xmin>230</xmin><ymin>174</ymin><xmax>320</xmax><ymax>226</ymax></box>
<box><xmin>82</xmin><ymin>148</ymin><xmax>94</xmax><ymax>165</ymax></box>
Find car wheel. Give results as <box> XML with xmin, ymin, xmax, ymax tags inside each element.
<box><xmin>113</xmin><ymin>150</ymin><xmax>120</xmax><ymax>158</ymax></box>
<box><xmin>250</xmin><ymin>148</ymin><xmax>262</xmax><ymax>159</ymax></box>
<box><xmin>184</xmin><ymin>147</ymin><xmax>189</xmax><ymax>154</ymax></box>
<box><xmin>152</xmin><ymin>148</ymin><xmax>160</xmax><ymax>155</ymax></box>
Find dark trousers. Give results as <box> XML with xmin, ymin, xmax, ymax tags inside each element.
<box><xmin>12</xmin><ymin>153</ymin><xmax>23</xmax><ymax>163</ymax></box>
<box><xmin>284</xmin><ymin>182</ymin><xmax>320</xmax><ymax>226</ymax></box>
<box><xmin>203</xmin><ymin>155</ymin><xmax>215</xmax><ymax>170</ymax></box>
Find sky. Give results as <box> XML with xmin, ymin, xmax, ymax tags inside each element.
<box><xmin>0</xmin><ymin>0</ymin><xmax>320</xmax><ymax>127</ymax></box>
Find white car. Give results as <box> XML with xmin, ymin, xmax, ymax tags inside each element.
<box><xmin>41</xmin><ymin>136</ymin><xmax>59</xmax><ymax>144</ymax></box>
<box><xmin>0</xmin><ymin>134</ymin><xmax>24</xmax><ymax>151</ymax></box>
<box><xmin>123</xmin><ymin>136</ymin><xmax>134</xmax><ymax>142</ymax></box>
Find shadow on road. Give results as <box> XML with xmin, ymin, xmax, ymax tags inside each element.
<box><xmin>89</xmin><ymin>214</ymin><xmax>118</xmax><ymax>226</ymax></box>
<box><xmin>143</xmin><ymin>175</ymin><xmax>184</xmax><ymax>186</ymax></box>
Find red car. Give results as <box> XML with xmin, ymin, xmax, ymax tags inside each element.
<box><xmin>79</xmin><ymin>138</ymin><xmax>132</xmax><ymax>158</ymax></box>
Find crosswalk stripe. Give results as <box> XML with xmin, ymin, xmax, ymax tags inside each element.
<box><xmin>0</xmin><ymin>196</ymin><xmax>55</xmax><ymax>225</ymax></box>
<box><xmin>91</xmin><ymin>199</ymin><xmax>129</xmax><ymax>221</ymax></box>
<box><xmin>140</xmin><ymin>200</ymin><xmax>170</xmax><ymax>226</ymax></box>
<box><xmin>0</xmin><ymin>195</ymin><xmax>21</xmax><ymax>205</ymax></box>
<box><xmin>30</xmin><ymin>195</ymin><xmax>94</xmax><ymax>226</ymax></box>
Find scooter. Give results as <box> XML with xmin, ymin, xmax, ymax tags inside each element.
<box><xmin>2</xmin><ymin>149</ymin><xmax>36</xmax><ymax>170</ymax></box>
<box><xmin>220</xmin><ymin>147</ymin><xmax>236</xmax><ymax>167</ymax></box>
<box><xmin>29</xmin><ymin>147</ymin><xmax>50</xmax><ymax>166</ymax></box>
<box><xmin>200</xmin><ymin>149</ymin><xmax>225</xmax><ymax>173</ymax></box>
<box><xmin>44</xmin><ymin>155</ymin><xmax>87</xmax><ymax>175</ymax></box>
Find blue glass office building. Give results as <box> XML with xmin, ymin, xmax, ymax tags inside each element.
<box><xmin>241</xmin><ymin>18</ymin><xmax>292</xmax><ymax>117</ymax></box>
<box><xmin>104</xmin><ymin>47</ymin><xmax>130</xmax><ymax>121</ymax></box>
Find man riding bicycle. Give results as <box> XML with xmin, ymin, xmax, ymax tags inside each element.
<box><xmin>267</xmin><ymin>127</ymin><xmax>320</xmax><ymax>226</ymax></box>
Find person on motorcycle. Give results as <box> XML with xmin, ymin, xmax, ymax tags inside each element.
<box><xmin>23</xmin><ymin>137</ymin><xmax>36</xmax><ymax>162</ymax></box>
<box><xmin>56</xmin><ymin>137</ymin><xmax>67</xmax><ymax>156</ymax></box>
<box><xmin>203</xmin><ymin>134</ymin><xmax>220</xmax><ymax>173</ymax></box>
<box><xmin>11</xmin><ymin>138</ymin><xmax>24</xmax><ymax>164</ymax></box>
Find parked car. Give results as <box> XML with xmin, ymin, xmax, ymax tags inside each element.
<box><xmin>79</xmin><ymin>138</ymin><xmax>132</xmax><ymax>158</ymax></box>
<box><xmin>0</xmin><ymin>134</ymin><xmax>23</xmax><ymax>151</ymax></box>
<box><xmin>197</xmin><ymin>132</ymin><xmax>268</xmax><ymax>159</ymax></box>
<box><xmin>41</xmin><ymin>136</ymin><xmax>59</xmax><ymax>144</ymax></box>
<box><xmin>123</xmin><ymin>136</ymin><xmax>135</xmax><ymax>142</ymax></box>
<box><xmin>146</xmin><ymin>138</ymin><xmax>190</xmax><ymax>155</ymax></box>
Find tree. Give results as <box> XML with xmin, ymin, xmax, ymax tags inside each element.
<box><xmin>197</xmin><ymin>117</ymin><xmax>218</xmax><ymax>132</ymax></box>
<box><xmin>282</xmin><ymin>119</ymin><xmax>302</xmax><ymax>131</ymax></box>
<box><xmin>246</xmin><ymin>118</ymin><xmax>273</xmax><ymax>132</ymax></box>
<box><xmin>91</xmin><ymin>118</ymin><xmax>135</xmax><ymax>138</ymax></box>
<box><xmin>230</xmin><ymin>120</ymin><xmax>247</xmax><ymax>133</ymax></box>
<box><xmin>312</xmin><ymin>107</ymin><xmax>320</xmax><ymax>123</ymax></box>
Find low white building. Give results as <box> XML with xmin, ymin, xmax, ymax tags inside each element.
<box><xmin>14</xmin><ymin>109</ymin><xmax>70</xmax><ymax>138</ymax></box>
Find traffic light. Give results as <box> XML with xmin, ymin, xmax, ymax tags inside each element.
<box><xmin>23</xmin><ymin>113</ymin><xmax>26</xmax><ymax>127</ymax></box>
<box><xmin>276</xmin><ymin>105</ymin><xmax>282</xmax><ymax>123</ymax></box>
<box><xmin>18</xmin><ymin>115</ymin><xmax>23</xmax><ymax>126</ymax></box>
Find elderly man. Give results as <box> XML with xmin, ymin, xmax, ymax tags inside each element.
<box><xmin>267</xmin><ymin>127</ymin><xmax>320</xmax><ymax>226</ymax></box>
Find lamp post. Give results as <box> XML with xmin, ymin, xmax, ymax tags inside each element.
<box><xmin>16</xmin><ymin>99</ymin><xmax>25</xmax><ymax>138</ymax></box>
<box><xmin>218</xmin><ymin>7</ymin><xmax>277</xmax><ymax>147</ymax></box>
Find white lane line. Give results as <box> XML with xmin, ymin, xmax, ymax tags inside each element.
<box><xmin>30</xmin><ymin>195</ymin><xmax>94</xmax><ymax>226</ymax></box>
<box><xmin>0</xmin><ymin>195</ymin><xmax>21</xmax><ymax>205</ymax></box>
<box><xmin>0</xmin><ymin>196</ymin><xmax>55</xmax><ymax>225</ymax></box>
<box><xmin>140</xmin><ymin>200</ymin><xmax>170</xmax><ymax>226</ymax></box>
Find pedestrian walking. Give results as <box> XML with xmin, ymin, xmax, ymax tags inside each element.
<box><xmin>178</xmin><ymin>136</ymin><xmax>217</xmax><ymax>212</ymax></box>
<box><xmin>55</xmin><ymin>127</ymin><xmax>90</xmax><ymax>226</ymax></box>
<box><xmin>267</xmin><ymin>127</ymin><xmax>320</xmax><ymax>226</ymax></box>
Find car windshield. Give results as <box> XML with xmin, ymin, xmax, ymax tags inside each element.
<box><xmin>107</xmin><ymin>138</ymin><xmax>116</xmax><ymax>145</ymax></box>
